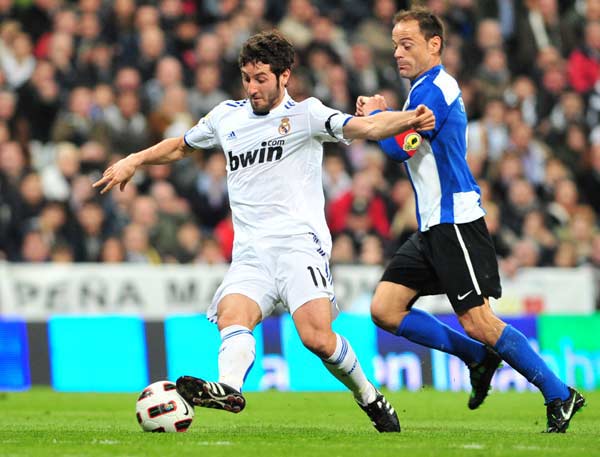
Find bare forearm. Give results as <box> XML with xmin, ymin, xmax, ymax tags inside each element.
<box><xmin>344</xmin><ymin>111</ymin><xmax>416</xmax><ymax>140</ymax></box>
<box><xmin>129</xmin><ymin>137</ymin><xmax>190</xmax><ymax>166</ymax></box>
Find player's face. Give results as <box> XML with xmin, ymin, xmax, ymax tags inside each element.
<box><xmin>392</xmin><ymin>19</ymin><xmax>442</xmax><ymax>81</ymax></box>
<box><xmin>241</xmin><ymin>62</ymin><xmax>290</xmax><ymax>114</ymax></box>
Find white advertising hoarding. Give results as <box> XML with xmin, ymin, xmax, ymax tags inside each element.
<box><xmin>0</xmin><ymin>262</ymin><xmax>596</xmax><ymax>319</ymax></box>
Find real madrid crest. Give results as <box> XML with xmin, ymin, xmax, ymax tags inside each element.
<box><xmin>278</xmin><ymin>117</ymin><xmax>291</xmax><ymax>135</ymax></box>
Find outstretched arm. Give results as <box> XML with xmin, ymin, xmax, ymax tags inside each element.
<box><xmin>93</xmin><ymin>136</ymin><xmax>194</xmax><ymax>194</ymax></box>
<box><xmin>343</xmin><ymin>97</ymin><xmax>435</xmax><ymax>141</ymax></box>
<box><xmin>351</xmin><ymin>95</ymin><xmax>435</xmax><ymax>162</ymax></box>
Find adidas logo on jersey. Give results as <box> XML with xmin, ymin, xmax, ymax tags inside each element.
<box><xmin>227</xmin><ymin>139</ymin><xmax>286</xmax><ymax>171</ymax></box>
<box><xmin>226</xmin><ymin>131</ymin><xmax>237</xmax><ymax>141</ymax></box>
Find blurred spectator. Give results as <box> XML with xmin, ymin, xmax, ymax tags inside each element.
<box><xmin>18</xmin><ymin>172</ymin><xmax>46</xmax><ymax>227</ymax></box>
<box><xmin>213</xmin><ymin>214</ymin><xmax>234</xmax><ymax>261</ymax></box>
<box><xmin>322</xmin><ymin>152</ymin><xmax>352</xmax><ymax>201</ymax></box>
<box><xmin>50</xmin><ymin>242</ymin><xmax>74</xmax><ymax>263</ymax></box>
<box><xmin>544</xmin><ymin>91</ymin><xmax>585</xmax><ymax>145</ymax></box>
<box><xmin>16</xmin><ymin>60</ymin><xmax>60</xmax><ymax>143</ymax></box>
<box><xmin>462</xmin><ymin>18</ymin><xmax>504</xmax><ymax>76</ymax></box>
<box><xmin>149</xmin><ymin>179</ymin><xmax>191</xmax><ymax>257</ymax></box>
<box><xmin>522</xmin><ymin>209</ymin><xmax>557</xmax><ymax>264</ymax></box>
<box><xmin>331</xmin><ymin>233</ymin><xmax>356</xmax><ymax>264</ymax></box>
<box><xmin>114</xmin><ymin>66</ymin><xmax>142</xmax><ymax>94</ymax></box>
<box><xmin>588</xmin><ymin>232</ymin><xmax>600</xmax><ymax>267</ymax></box>
<box><xmin>122</xmin><ymin>222</ymin><xmax>161</xmax><ymax>263</ymax></box>
<box><xmin>354</xmin><ymin>0</ymin><xmax>396</xmax><ymax>68</ymax></box>
<box><xmin>359</xmin><ymin>234</ymin><xmax>385</xmax><ymax>265</ymax></box>
<box><xmin>196</xmin><ymin>236</ymin><xmax>226</xmax><ymax>264</ymax></box>
<box><xmin>475</xmin><ymin>46</ymin><xmax>511</xmax><ymax>100</ymax></box>
<box><xmin>104</xmin><ymin>90</ymin><xmax>150</xmax><ymax>156</ymax></box>
<box><xmin>547</xmin><ymin>177</ymin><xmax>581</xmax><ymax>228</ymax></box>
<box><xmin>504</xmin><ymin>76</ymin><xmax>538</xmax><ymax>126</ymax></box>
<box><xmin>515</xmin><ymin>0</ymin><xmax>571</xmax><ymax>75</ymax></box>
<box><xmin>501</xmin><ymin>178</ymin><xmax>540</xmax><ymax>237</ymax></box>
<box><xmin>484</xmin><ymin>202</ymin><xmax>512</xmax><ymax>258</ymax></box>
<box><xmin>556</xmin><ymin>204</ymin><xmax>598</xmax><ymax>262</ymax></box>
<box><xmin>172</xmin><ymin>221</ymin><xmax>203</xmax><ymax>263</ymax></box>
<box><xmin>40</xmin><ymin>142</ymin><xmax>80</xmax><ymax>201</ymax></box>
<box><xmin>387</xmin><ymin>178</ymin><xmax>417</xmax><ymax>250</ymax></box>
<box><xmin>0</xmin><ymin>0</ymin><xmax>596</xmax><ymax>270</ymax></box>
<box><xmin>553</xmin><ymin>240</ymin><xmax>578</xmax><ymax>267</ymax></box>
<box><xmin>327</xmin><ymin>171</ymin><xmax>390</xmax><ymax>249</ymax></box>
<box><xmin>0</xmin><ymin>140</ymin><xmax>28</xmax><ymax>186</ymax></box>
<box><xmin>1</xmin><ymin>31</ymin><xmax>35</xmax><ymax>89</ymax></box>
<box><xmin>468</xmin><ymin>97</ymin><xmax>509</xmax><ymax>162</ymax></box>
<box><xmin>278</xmin><ymin>0</ymin><xmax>317</xmax><ymax>51</ymax></box>
<box><xmin>539</xmin><ymin>156</ymin><xmax>571</xmax><ymax>203</ymax></box>
<box><xmin>567</xmin><ymin>19</ymin><xmax>600</xmax><ymax>93</ymax></box>
<box><xmin>553</xmin><ymin>122</ymin><xmax>589</xmax><ymax>173</ymax></box>
<box><xmin>577</xmin><ymin>143</ymin><xmax>600</xmax><ymax>214</ymax></box>
<box><xmin>51</xmin><ymin>86</ymin><xmax>109</xmax><ymax>146</ymax></box>
<box><xmin>100</xmin><ymin>236</ymin><xmax>125</xmax><ymax>263</ymax></box>
<box><xmin>506</xmin><ymin>123</ymin><xmax>549</xmax><ymax>185</ymax></box>
<box><xmin>185</xmin><ymin>151</ymin><xmax>228</xmax><ymax>230</ymax></box>
<box><xmin>73</xmin><ymin>200</ymin><xmax>108</xmax><ymax>262</ymax></box>
<box><xmin>144</xmin><ymin>55</ymin><xmax>183</xmax><ymax>111</ymax></box>
<box><xmin>347</xmin><ymin>42</ymin><xmax>399</xmax><ymax>101</ymax></box>
<box><xmin>20</xmin><ymin>229</ymin><xmax>51</xmax><ymax>262</ymax></box>
<box><xmin>0</xmin><ymin>89</ymin><xmax>19</xmax><ymax>138</ymax></box>
<box><xmin>509</xmin><ymin>237</ymin><xmax>542</xmax><ymax>268</ymax></box>
<box><xmin>135</xmin><ymin>26</ymin><xmax>166</xmax><ymax>82</ymax></box>
<box><xmin>47</xmin><ymin>31</ymin><xmax>77</xmax><ymax>91</ymax></box>
<box><xmin>148</xmin><ymin>84</ymin><xmax>193</xmax><ymax>142</ymax></box>
<box><xmin>188</xmin><ymin>65</ymin><xmax>229</xmax><ymax>119</ymax></box>
<box><xmin>35</xmin><ymin>201</ymin><xmax>70</xmax><ymax>249</ymax></box>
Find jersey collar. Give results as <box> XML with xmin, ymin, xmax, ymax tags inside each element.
<box><xmin>411</xmin><ymin>64</ymin><xmax>443</xmax><ymax>87</ymax></box>
<box><xmin>247</xmin><ymin>90</ymin><xmax>293</xmax><ymax>117</ymax></box>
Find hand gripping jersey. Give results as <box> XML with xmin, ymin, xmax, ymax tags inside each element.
<box><xmin>378</xmin><ymin>65</ymin><xmax>485</xmax><ymax>231</ymax></box>
<box><xmin>184</xmin><ymin>91</ymin><xmax>352</xmax><ymax>257</ymax></box>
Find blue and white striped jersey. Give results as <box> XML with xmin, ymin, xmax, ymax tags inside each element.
<box><xmin>381</xmin><ymin>65</ymin><xmax>485</xmax><ymax>231</ymax></box>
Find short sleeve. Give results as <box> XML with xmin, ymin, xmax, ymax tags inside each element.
<box><xmin>406</xmin><ymin>83</ymin><xmax>452</xmax><ymax>140</ymax></box>
<box><xmin>307</xmin><ymin>98</ymin><xmax>353</xmax><ymax>144</ymax></box>
<box><xmin>184</xmin><ymin>109</ymin><xmax>220</xmax><ymax>150</ymax></box>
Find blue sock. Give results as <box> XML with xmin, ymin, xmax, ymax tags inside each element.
<box><xmin>397</xmin><ymin>308</ymin><xmax>487</xmax><ymax>365</ymax></box>
<box><xmin>494</xmin><ymin>325</ymin><xmax>569</xmax><ymax>403</ymax></box>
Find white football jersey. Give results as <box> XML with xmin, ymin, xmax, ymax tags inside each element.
<box><xmin>184</xmin><ymin>91</ymin><xmax>352</xmax><ymax>258</ymax></box>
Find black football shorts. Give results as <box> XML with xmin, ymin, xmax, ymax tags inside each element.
<box><xmin>381</xmin><ymin>217</ymin><xmax>502</xmax><ymax>313</ymax></box>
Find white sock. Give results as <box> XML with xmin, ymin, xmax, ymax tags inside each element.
<box><xmin>217</xmin><ymin>325</ymin><xmax>255</xmax><ymax>392</ymax></box>
<box><xmin>322</xmin><ymin>333</ymin><xmax>377</xmax><ymax>406</ymax></box>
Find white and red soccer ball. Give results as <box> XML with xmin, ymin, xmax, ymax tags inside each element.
<box><xmin>135</xmin><ymin>380</ymin><xmax>194</xmax><ymax>432</ymax></box>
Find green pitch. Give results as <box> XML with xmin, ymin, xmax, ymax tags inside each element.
<box><xmin>0</xmin><ymin>388</ymin><xmax>598</xmax><ymax>457</ymax></box>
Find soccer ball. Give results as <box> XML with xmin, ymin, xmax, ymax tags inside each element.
<box><xmin>135</xmin><ymin>380</ymin><xmax>194</xmax><ymax>432</ymax></box>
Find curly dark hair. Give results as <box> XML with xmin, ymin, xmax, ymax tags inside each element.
<box><xmin>238</xmin><ymin>30</ymin><xmax>295</xmax><ymax>78</ymax></box>
<box><xmin>394</xmin><ymin>7</ymin><xmax>445</xmax><ymax>54</ymax></box>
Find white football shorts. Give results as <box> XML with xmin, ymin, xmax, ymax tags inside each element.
<box><xmin>206</xmin><ymin>233</ymin><xmax>338</xmax><ymax>323</ymax></box>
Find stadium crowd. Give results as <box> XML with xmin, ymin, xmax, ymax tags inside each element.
<box><xmin>0</xmin><ymin>0</ymin><xmax>598</xmax><ymax>293</ymax></box>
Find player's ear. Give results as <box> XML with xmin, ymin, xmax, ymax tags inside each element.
<box><xmin>280</xmin><ymin>68</ymin><xmax>291</xmax><ymax>87</ymax></box>
<box><xmin>428</xmin><ymin>36</ymin><xmax>442</xmax><ymax>56</ymax></box>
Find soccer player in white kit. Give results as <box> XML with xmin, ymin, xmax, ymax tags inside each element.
<box><xmin>93</xmin><ymin>30</ymin><xmax>434</xmax><ymax>432</ymax></box>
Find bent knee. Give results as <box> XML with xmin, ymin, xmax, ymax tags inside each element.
<box><xmin>370</xmin><ymin>296</ymin><xmax>409</xmax><ymax>333</ymax></box>
<box><xmin>459</xmin><ymin>314</ymin><xmax>505</xmax><ymax>346</ymax></box>
<box><xmin>299</xmin><ymin>331</ymin><xmax>335</xmax><ymax>358</ymax></box>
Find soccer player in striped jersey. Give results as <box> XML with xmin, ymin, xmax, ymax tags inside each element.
<box><xmin>94</xmin><ymin>30</ymin><xmax>436</xmax><ymax>433</ymax></box>
<box><xmin>357</xmin><ymin>8</ymin><xmax>585</xmax><ymax>433</ymax></box>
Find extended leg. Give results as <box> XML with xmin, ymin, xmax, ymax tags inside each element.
<box><xmin>293</xmin><ymin>298</ymin><xmax>400</xmax><ymax>432</ymax></box>
<box><xmin>459</xmin><ymin>301</ymin><xmax>585</xmax><ymax>432</ymax></box>
<box><xmin>176</xmin><ymin>294</ymin><xmax>262</xmax><ymax>413</ymax></box>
